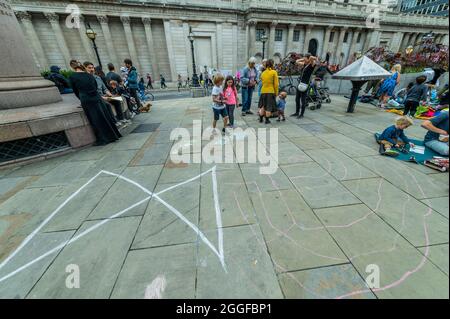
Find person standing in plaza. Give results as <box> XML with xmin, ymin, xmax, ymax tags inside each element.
<box><xmin>106</xmin><ymin>63</ymin><xmax>123</xmax><ymax>89</ymax></box>
<box><xmin>223</xmin><ymin>75</ymin><xmax>239</xmax><ymax>128</ymax></box>
<box><xmin>240</xmin><ymin>57</ymin><xmax>259</xmax><ymax>116</ymax></box>
<box><xmin>177</xmin><ymin>74</ymin><xmax>183</xmax><ymax>92</ymax></box>
<box><xmin>258</xmin><ymin>59</ymin><xmax>279</xmax><ymax>124</ymax></box>
<box><xmin>124</xmin><ymin>58</ymin><xmax>143</xmax><ymax>112</ymax></box>
<box><xmin>160</xmin><ymin>74</ymin><xmax>167</xmax><ymax>89</ymax></box>
<box><xmin>146</xmin><ymin>73</ymin><xmax>154</xmax><ymax>89</ymax></box>
<box><xmin>377</xmin><ymin>64</ymin><xmax>402</xmax><ymax>108</ymax></box>
<box><xmin>69</xmin><ymin>60</ymin><xmax>121</xmax><ymax>145</ymax></box>
<box><xmin>291</xmin><ymin>54</ymin><xmax>316</xmax><ymax>119</ymax></box>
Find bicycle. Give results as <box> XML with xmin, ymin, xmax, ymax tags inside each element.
<box><xmin>142</xmin><ymin>89</ymin><xmax>155</xmax><ymax>101</ymax></box>
<box><xmin>279</xmin><ymin>75</ymin><xmax>298</xmax><ymax>96</ymax></box>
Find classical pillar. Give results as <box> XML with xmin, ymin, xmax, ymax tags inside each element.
<box><xmin>78</xmin><ymin>15</ymin><xmax>96</xmax><ymax>63</ymax></box>
<box><xmin>163</xmin><ymin>19</ymin><xmax>177</xmax><ymax>81</ymax></box>
<box><xmin>0</xmin><ymin>0</ymin><xmax>61</xmax><ymax>110</ymax></box>
<box><xmin>347</xmin><ymin>28</ymin><xmax>361</xmax><ymax>64</ymax></box>
<box><xmin>120</xmin><ymin>16</ymin><xmax>140</xmax><ymax>72</ymax></box>
<box><xmin>442</xmin><ymin>34</ymin><xmax>449</xmax><ymax>46</ymax></box>
<box><xmin>247</xmin><ymin>20</ymin><xmax>257</xmax><ymax>58</ymax></box>
<box><xmin>390</xmin><ymin>31</ymin><xmax>404</xmax><ymax>53</ymax></box>
<box><xmin>44</xmin><ymin>13</ymin><xmax>71</xmax><ymax>68</ymax></box>
<box><xmin>303</xmin><ymin>24</ymin><xmax>313</xmax><ymax>54</ymax></box>
<box><xmin>286</xmin><ymin>23</ymin><xmax>296</xmax><ymax>55</ymax></box>
<box><xmin>15</xmin><ymin>11</ymin><xmax>48</xmax><ymax>70</ymax></box>
<box><xmin>142</xmin><ymin>17</ymin><xmax>159</xmax><ymax>78</ymax></box>
<box><xmin>320</xmin><ymin>25</ymin><xmax>333</xmax><ymax>59</ymax></box>
<box><xmin>182</xmin><ymin>20</ymin><xmax>193</xmax><ymax>76</ymax></box>
<box><xmin>97</xmin><ymin>15</ymin><xmax>118</xmax><ymax>68</ymax></box>
<box><xmin>268</xmin><ymin>21</ymin><xmax>277</xmax><ymax>58</ymax></box>
<box><xmin>399</xmin><ymin>32</ymin><xmax>409</xmax><ymax>51</ymax></box>
<box><xmin>232</xmin><ymin>23</ymin><xmax>238</xmax><ymax>72</ymax></box>
<box><xmin>362</xmin><ymin>29</ymin><xmax>372</xmax><ymax>53</ymax></box>
<box><xmin>333</xmin><ymin>26</ymin><xmax>347</xmax><ymax>65</ymax></box>
<box><xmin>216</xmin><ymin>22</ymin><xmax>223</xmax><ymax>69</ymax></box>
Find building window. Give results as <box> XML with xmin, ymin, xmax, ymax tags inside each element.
<box><xmin>293</xmin><ymin>30</ymin><xmax>300</xmax><ymax>42</ymax></box>
<box><xmin>343</xmin><ymin>32</ymin><xmax>349</xmax><ymax>43</ymax></box>
<box><xmin>357</xmin><ymin>33</ymin><xmax>362</xmax><ymax>43</ymax></box>
<box><xmin>256</xmin><ymin>28</ymin><xmax>265</xmax><ymax>41</ymax></box>
<box><xmin>329</xmin><ymin>31</ymin><xmax>335</xmax><ymax>42</ymax></box>
<box><xmin>275</xmin><ymin>29</ymin><xmax>283</xmax><ymax>41</ymax></box>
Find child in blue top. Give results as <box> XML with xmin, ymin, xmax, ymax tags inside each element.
<box><xmin>276</xmin><ymin>91</ymin><xmax>287</xmax><ymax>122</ymax></box>
<box><xmin>379</xmin><ymin>116</ymin><xmax>415</xmax><ymax>156</ymax></box>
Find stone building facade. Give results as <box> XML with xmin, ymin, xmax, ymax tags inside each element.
<box><xmin>10</xmin><ymin>0</ymin><xmax>450</xmax><ymax>82</ymax></box>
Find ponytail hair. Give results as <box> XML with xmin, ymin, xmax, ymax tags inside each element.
<box><xmin>70</xmin><ymin>60</ymin><xmax>85</xmax><ymax>71</ymax></box>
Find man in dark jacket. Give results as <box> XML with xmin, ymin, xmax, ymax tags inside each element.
<box><xmin>47</xmin><ymin>65</ymin><xmax>72</xmax><ymax>94</ymax></box>
<box><xmin>124</xmin><ymin>58</ymin><xmax>142</xmax><ymax>112</ymax></box>
<box><xmin>106</xmin><ymin>63</ymin><xmax>123</xmax><ymax>89</ymax></box>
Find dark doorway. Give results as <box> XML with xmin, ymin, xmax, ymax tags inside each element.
<box><xmin>308</xmin><ymin>39</ymin><xmax>318</xmax><ymax>56</ymax></box>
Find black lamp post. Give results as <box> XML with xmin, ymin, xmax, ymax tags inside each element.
<box><xmin>188</xmin><ymin>28</ymin><xmax>200</xmax><ymax>87</ymax></box>
<box><xmin>260</xmin><ymin>32</ymin><xmax>268</xmax><ymax>59</ymax></box>
<box><xmin>85</xmin><ymin>23</ymin><xmax>102</xmax><ymax>69</ymax></box>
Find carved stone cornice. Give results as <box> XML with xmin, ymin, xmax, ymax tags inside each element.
<box><xmin>44</xmin><ymin>12</ymin><xmax>59</xmax><ymax>22</ymax></box>
<box><xmin>97</xmin><ymin>14</ymin><xmax>108</xmax><ymax>24</ymax></box>
<box><xmin>120</xmin><ymin>15</ymin><xmax>131</xmax><ymax>25</ymax></box>
<box><xmin>15</xmin><ymin>10</ymin><xmax>31</xmax><ymax>22</ymax></box>
<box><xmin>141</xmin><ymin>16</ymin><xmax>152</xmax><ymax>25</ymax></box>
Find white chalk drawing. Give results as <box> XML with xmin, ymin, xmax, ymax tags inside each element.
<box><xmin>0</xmin><ymin>166</ymin><xmax>226</xmax><ymax>284</ymax></box>
<box><xmin>144</xmin><ymin>274</ymin><xmax>167</xmax><ymax>299</ymax></box>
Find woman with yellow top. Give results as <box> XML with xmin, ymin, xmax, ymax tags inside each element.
<box><xmin>258</xmin><ymin>59</ymin><xmax>279</xmax><ymax>124</ymax></box>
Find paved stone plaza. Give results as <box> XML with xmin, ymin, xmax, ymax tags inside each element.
<box><xmin>0</xmin><ymin>95</ymin><xmax>448</xmax><ymax>299</ymax></box>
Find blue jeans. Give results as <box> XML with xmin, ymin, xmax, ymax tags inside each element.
<box><xmin>425</xmin><ymin>140</ymin><xmax>449</xmax><ymax>156</ymax></box>
<box><xmin>241</xmin><ymin>86</ymin><xmax>255</xmax><ymax>112</ymax></box>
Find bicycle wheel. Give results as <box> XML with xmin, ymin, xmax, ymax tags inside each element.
<box><xmin>146</xmin><ymin>93</ymin><xmax>155</xmax><ymax>101</ymax></box>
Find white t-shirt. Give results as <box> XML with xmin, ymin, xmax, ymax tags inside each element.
<box><xmin>211</xmin><ymin>85</ymin><xmax>225</xmax><ymax>110</ymax></box>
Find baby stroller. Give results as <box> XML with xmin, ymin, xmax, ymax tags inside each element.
<box><xmin>307</xmin><ymin>78</ymin><xmax>325</xmax><ymax>110</ymax></box>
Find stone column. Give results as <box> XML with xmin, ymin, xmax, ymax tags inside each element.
<box><xmin>333</xmin><ymin>26</ymin><xmax>347</xmax><ymax>65</ymax></box>
<box><xmin>268</xmin><ymin>21</ymin><xmax>277</xmax><ymax>58</ymax></box>
<box><xmin>142</xmin><ymin>17</ymin><xmax>159</xmax><ymax>78</ymax></box>
<box><xmin>163</xmin><ymin>19</ymin><xmax>177</xmax><ymax>81</ymax></box>
<box><xmin>0</xmin><ymin>0</ymin><xmax>61</xmax><ymax>110</ymax></box>
<box><xmin>44</xmin><ymin>12</ymin><xmax>71</xmax><ymax>69</ymax></box>
<box><xmin>399</xmin><ymin>32</ymin><xmax>409</xmax><ymax>51</ymax></box>
<box><xmin>232</xmin><ymin>23</ymin><xmax>238</xmax><ymax>72</ymax></box>
<box><xmin>362</xmin><ymin>29</ymin><xmax>372</xmax><ymax>53</ymax></box>
<box><xmin>97</xmin><ymin>15</ymin><xmax>118</xmax><ymax>68</ymax></box>
<box><xmin>286</xmin><ymin>23</ymin><xmax>296</xmax><ymax>54</ymax></box>
<box><xmin>442</xmin><ymin>34</ymin><xmax>449</xmax><ymax>46</ymax></box>
<box><xmin>303</xmin><ymin>24</ymin><xmax>313</xmax><ymax>54</ymax></box>
<box><xmin>78</xmin><ymin>15</ymin><xmax>96</xmax><ymax>63</ymax></box>
<box><xmin>15</xmin><ymin>11</ymin><xmax>48</xmax><ymax>70</ymax></box>
<box><xmin>247</xmin><ymin>20</ymin><xmax>257</xmax><ymax>58</ymax></box>
<box><xmin>216</xmin><ymin>22</ymin><xmax>223</xmax><ymax>69</ymax></box>
<box><xmin>320</xmin><ymin>25</ymin><xmax>333</xmax><ymax>59</ymax></box>
<box><xmin>390</xmin><ymin>31</ymin><xmax>404</xmax><ymax>53</ymax></box>
<box><xmin>182</xmin><ymin>20</ymin><xmax>193</xmax><ymax>76</ymax></box>
<box><xmin>120</xmin><ymin>16</ymin><xmax>140</xmax><ymax>72</ymax></box>
<box><xmin>347</xmin><ymin>28</ymin><xmax>361</xmax><ymax>64</ymax></box>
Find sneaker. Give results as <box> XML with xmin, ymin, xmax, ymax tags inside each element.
<box><xmin>297</xmin><ymin>115</ymin><xmax>304</xmax><ymax>119</ymax></box>
<box><xmin>241</xmin><ymin>112</ymin><xmax>246</xmax><ymax>116</ymax></box>
<box><xmin>265</xmin><ymin>118</ymin><xmax>271</xmax><ymax>124</ymax></box>
<box><xmin>290</xmin><ymin>113</ymin><xmax>299</xmax><ymax>117</ymax></box>
<box><xmin>282</xmin><ymin>117</ymin><xmax>286</xmax><ymax>121</ymax></box>
<box><xmin>246</xmin><ymin>111</ymin><xmax>254</xmax><ymax>115</ymax></box>
<box><xmin>276</xmin><ymin>118</ymin><xmax>281</xmax><ymax>122</ymax></box>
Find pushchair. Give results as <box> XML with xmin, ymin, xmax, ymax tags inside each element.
<box><xmin>307</xmin><ymin>78</ymin><xmax>328</xmax><ymax>110</ymax></box>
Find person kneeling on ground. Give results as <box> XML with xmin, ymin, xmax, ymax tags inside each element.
<box><xmin>403</xmin><ymin>75</ymin><xmax>428</xmax><ymax>117</ymax></box>
<box><xmin>421</xmin><ymin>112</ymin><xmax>449</xmax><ymax>156</ymax></box>
<box><xmin>379</xmin><ymin>116</ymin><xmax>415</xmax><ymax>156</ymax></box>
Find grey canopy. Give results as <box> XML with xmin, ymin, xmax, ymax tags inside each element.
<box><xmin>332</xmin><ymin>56</ymin><xmax>392</xmax><ymax>81</ymax></box>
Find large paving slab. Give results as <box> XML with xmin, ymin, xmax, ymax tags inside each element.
<box><xmin>240</xmin><ymin>165</ymin><xmax>294</xmax><ymax>194</ymax></box>
<box><xmin>343</xmin><ymin>178</ymin><xmax>449</xmax><ymax>247</ymax></box>
<box><xmin>419</xmin><ymin>244</ymin><xmax>449</xmax><ymax>275</ymax></box>
<box><xmin>0</xmin><ymin>230</ymin><xmax>74</xmax><ymax>298</ymax></box>
<box><xmin>111</xmin><ymin>244</ymin><xmax>197</xmax><ymax>299</ymax></box>
<box><xmin>420</xmin><ymin>197</ymin><xmax>449</xmax><ymax>219</ymax></box>
<box><xmin>281</xmin><ymin>162</ymin><xmax>360</xmax><ymax>209</ymax></box>
<box><xmin>131</xmin><ymin>181</ymin><xmax>200</xmax><ymax>249</ymax></box>
<box><xmin>278</xmin><ymin>264</ymin><xmax>376</xmax><ymax>299</ymax></box>
<box><xmin>317</xmin><ymin>133</ymin><xmax>379</xmax><ymax>158</ymax></box>
<box><xmin>315</xmin><ymin>204</ymin><xmax>449</xmax><ymax>299</ymax></box>
<box><xmin>354</xmin><ymin>156</ymin><xmax>449</xmax><ymax>200</ymax></box>
<box><xmin>288</xmin><ymin>136</ymin><xmax>333</xmax><ymax>151</ymax></box>
<box><xmin>249</xmin><ymin>189</ymin><xmax>347</xmax><ymax>272</ymax></box>
<box><xmin>306</xmin><ymin>148</ymin><xmax>378</xmax><ymax>181</ymax></box>
<box><xmin>27</xmin><ymin>161</ymin><xmax>96</xmax><ymax>188</ymax></box>
<box><xmin>87</xmin><ymin>165</ymin><xmax>162</xmax><ymax>220</ymax></box>
<box><xmin>27</xmin><ymin>217</ymin><xmax>140</xmax><ymax>299</ymax></box>
<box><xmin>196</xmin><ymin>225</ymin><xmax>284</xmax><ymax>298</ymax></box>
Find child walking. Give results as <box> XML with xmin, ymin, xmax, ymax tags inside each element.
<box><xmin>211</xmin><ymin>73</ymin><xmax>229</xmax><ymax>133</ymax></box>
<box><xmin>403</xmin><ymin>75</ymin><xmax>428</xmax><ymax>117</ymax></box>
<box><xmin>223</xmin><ymin>75</ymin><xmax>239</xmax><ymax>128</ymax></box>
<box><xmin>378</xmin><ymin>116</ymin><xmax>415</xmax><ymax>156</ymax></box>
<box><xmin>276</xmin><ymin>91</ymin><xmax>287</xmax><ymax>122</ymax></box>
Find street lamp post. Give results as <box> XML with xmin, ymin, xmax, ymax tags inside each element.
<box><xmin>85</xmin><ymin>23</ymin><xmax>102</xmax><ymax>69</ymax></box>
<box><xmin>260</xmin><ymin>32</ymin><xmax>268</xmax><ymax>59</ymax></box>
<box><xmin>188</xmin><ymin>28</ymin><xmax>200</xmax><ymax>87</ymax></box>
